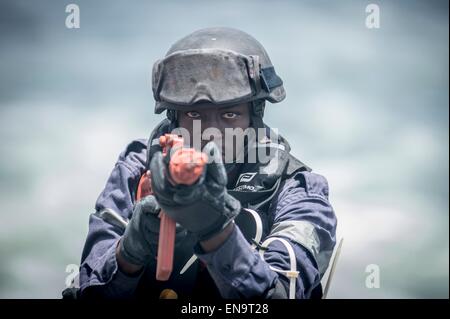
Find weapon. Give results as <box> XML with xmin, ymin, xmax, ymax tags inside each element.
<box><xmin>136</xmin><ymin>134</ymin><xmax>207</xmax><ymax>281</ymax></box>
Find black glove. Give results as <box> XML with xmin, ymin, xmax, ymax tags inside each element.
<box><xmin>149</xmin><ymin>142</ymin><xmax>241</xmax><ymax>241</ymax></box>
<box><xmin>118</xmin><ymin>195</ymin><xmax>161</xmax><ymax>266</ymax></box>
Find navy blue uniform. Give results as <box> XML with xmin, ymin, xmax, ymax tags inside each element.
<box><xmin>78</xmin><ymin>129</ymin><xmax>337</xmax><ymax>299</ymax></box>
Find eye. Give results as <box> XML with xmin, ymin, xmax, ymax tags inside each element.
<box><xmin>186</xmin><ymin>111</ymin><xmax>201</xmax><ymax>119</ymax></box>
<box><xmin>222</xmin><ymin>112</ymin><xmax>238</xmax><ymax>119</ymax></box>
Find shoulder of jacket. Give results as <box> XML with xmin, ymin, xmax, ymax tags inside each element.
<box><xmin>285</xmin><ymin>153</ymin><xmax>311</xmax><ymax>177</ymax></box>
<box><xmin>284</xmin><ymin>170</ymin><xmax>330</xmax><ymax>199</ymax></box>
<box><xmin>116</xmin><ymin>139</ymin><xmax>148</xmax><ymax>176</ymax></box>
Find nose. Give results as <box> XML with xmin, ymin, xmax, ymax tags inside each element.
<box><xmin>202</xmin><ymin>115</ymin><xmax>220</xmax><ymax>131</ymax></box>
<box><xmin>200</xmin><ymin>116</ymin><xmax>224</xmax><ymax>148</ymax></box>
<box><xmin>201</xmin><ymin>112</ymin><xmax>225</xmax><ymax>135</ymax></box>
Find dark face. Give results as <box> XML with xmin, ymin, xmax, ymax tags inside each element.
<box><xmin>177</xmin><ymin>102</ymin><xmax>251</xmax><ymax>160</ymax></box>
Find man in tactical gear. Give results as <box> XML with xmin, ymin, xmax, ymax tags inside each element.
<box><xmin>76</xmin><ymin>27</ymin><xmax>337</xmax><ymax>299</ymax></box>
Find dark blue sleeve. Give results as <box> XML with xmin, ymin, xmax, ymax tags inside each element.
<box><xmin>78</xmin><ymin>139</ymin><xmax>147</xmax><ymax>298</ymax></box>
<box><xmin>195</xmin><ymin>171</ymin><xmax>337</xmax><ymax>299</ymax></box>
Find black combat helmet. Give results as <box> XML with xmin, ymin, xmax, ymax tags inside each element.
<box><xmin>151</xmin><ymin>27</ymin><xmax>285</xmax><ymax>127</ymax></box>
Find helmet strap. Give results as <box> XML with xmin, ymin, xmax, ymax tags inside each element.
<box><xmin>166</xmin><ymin>109</ymin><xmax>178</xmax><ymax>124</ymax></box>
<box><xmin>251</xmin><ymin>100</ymin><xmax>266</xmax><ymax>129</ymax></box>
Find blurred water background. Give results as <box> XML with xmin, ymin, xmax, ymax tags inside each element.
<box><xmin>0</xmin><ymin>0</ymin><xmax>448</xmax><ymax>298</ymax></box>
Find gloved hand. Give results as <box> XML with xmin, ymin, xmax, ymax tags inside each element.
<box><xmin>118</xmin><ymin>195</ymin><xmax>161</xmax><ymax>266</ymax></box>
<box><xmin>149</xmin><ymin>141</ymin><xmax>241</xmax><ymax>241</ymax></box>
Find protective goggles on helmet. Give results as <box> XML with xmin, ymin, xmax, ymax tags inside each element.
<box><xmin>152</xmin><ymin>49</ymin><xmax>283</xmax><ymax>114</ymax></box>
